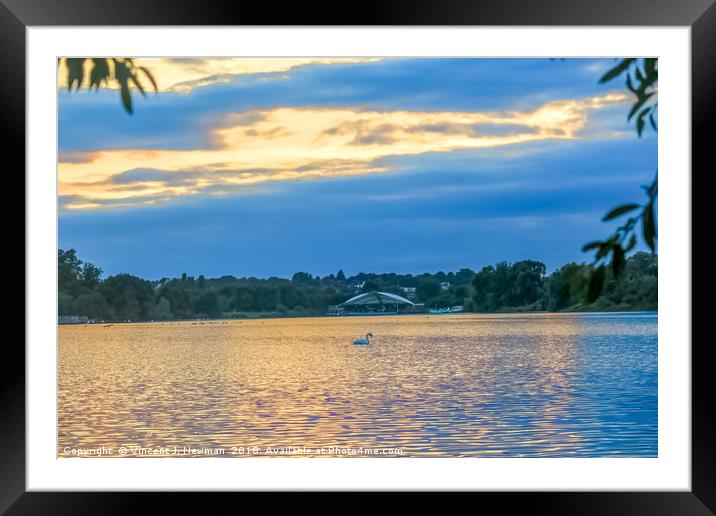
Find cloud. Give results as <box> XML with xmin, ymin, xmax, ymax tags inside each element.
<box><xmin>57</xmin><ymin>57</ymin><xmax>383</xmax><ymax>93</ymax></box>
<box><xmin>58</xmin><ymin>151</ymin><xmax>100</xmax><ymax>164</ymax></box>
<box><xmin>58</xmin><ymin>92</ymin><xmax>629</xmax><ymax>210</ymax></box>
<box><xmin>58</xmin><ymin>58</ymin><xmax>631</xmax><ymax>154</ymax></box>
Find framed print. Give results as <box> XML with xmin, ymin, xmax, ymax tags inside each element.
<box><xmin>4</xmin><ymin>0</ymin><xmax>713</xmax><ymax>512</ymax></box>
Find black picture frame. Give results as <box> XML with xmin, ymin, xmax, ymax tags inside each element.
<box><xmin>3</xmin><ymin>0</ymin><xmax>711</xmax><ymax>512</ymax></box>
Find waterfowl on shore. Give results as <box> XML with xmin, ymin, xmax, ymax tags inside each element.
<box><xmin>353</xmin><ymin>332</ymin><xmax>373</xmax><ymax>345</ymax></box>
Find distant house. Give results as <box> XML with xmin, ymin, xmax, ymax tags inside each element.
<box><xmin>440</xmin><ymin>282</ymin><xmax>451</xmax><ymax>290</ymax></box>
<box><xmin>400</xmin><ymin>286</ymin><xmax>417</xmax><ymax>300</ymax></box>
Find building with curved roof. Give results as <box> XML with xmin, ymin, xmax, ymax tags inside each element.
<box><xmin>328</xmin><ymin>291</ymin><xmax>422</xmax><ymax>315</ymax></box>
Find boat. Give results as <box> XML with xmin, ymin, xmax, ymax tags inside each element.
<box><xmin>428</xmin><ymin>306</ymin><xmax>464</xmax><ymax>315</ymax></box>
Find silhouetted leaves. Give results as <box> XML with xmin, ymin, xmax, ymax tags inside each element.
<box><xmin>584</xmin><ymin>58</ymin><xmax>658</xmax><ymax>276</ymax></box>
<box><xmin>66</xmin><ymin>58</ymin><xmax>84</xmax><ymax>90</ymax></box>
<box><xmin>59</xmin><ymin>58</ymin><xmax>157</xmax><ymax>114</ymax></box>
<box><xmin>89</xmin><ymin>59</ymin><xmax>110</xmax><ymax>90</ymax></box>
<box><xmin>600</xmin><ymin>58</ymin><xmax>658</xmax><ymax>136</ymax></box>
<box><xmin>642</xmin><ymin>202</ymin><xmax>656</xmax><ymax>252</ymax></box>
<box><xmin>599</xmin><ymin>58</ymin><xmax>636</xmax><ymax>84</ymax></box>
<box><xmin>612</xmin><ymin>244</ymin><xmax>625</xmax><ymax>276</ymax></box>
<box><xmin>139</xmin><ymin>66</ymin><xmax>158</xmax><ymax>92</ymax></box>
<box><xmin>582</xmin><ymin>241</ymin><xmax>603</xmax><ymax>252</ymax></box>
<box><xmin>587</xmin><ymin>265</ymin><xmax>606</xmax><ymax>303</ymax></box>
<box><xmin>624</xmin><ymin>234</ymin><xmax>637</xmax><ymax>253</ymax></box>
<box><xmin>602</xmin><ymin>203</ymin><xmax>641</xmax><ymax>221</ymax></box>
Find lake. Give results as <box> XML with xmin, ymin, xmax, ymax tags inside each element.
<box><xmin>58</xmin><ymin>312</ymin><xmax>657</xmax><ymax>457</ymax></box>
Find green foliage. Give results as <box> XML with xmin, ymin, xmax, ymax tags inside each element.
<box><xmin>416</xmin><ymin>279</ymin><xmax>441</xmax><ymax>303</ymax></box>
<box><xmin>193</xmin><ymin>291</ymin><xmax>221</xmax><ymax>318</ymax></box>
<box><xmin>60</xmin><ymin>58</ymin><xmax>157</xmax><ymax>114</ymax></box>
<box><xmin>480</xmin><ymin>253</ymin><xmax>658</xmax><ymax>313</ymax></box>
<box><xmin>599</xmin><ymin>58</ymin><xmax>658</xmax><ymax>136</ymax></box>
<box><xmin>100</xmin><ymin>274</ymin><xmax>155</xmax><ymax>321</ymax></box>
<box><xmin>58</xmin><ymin>249</ymin><xmax>656</xmax><ymax>322</ymax></box>
<box><xmin>584</xmin><ymin>58</ymin><xmax>659</xmax><ymax>297</ymax></box>
<box><xmin>58</xmin><ymin>249</ymin><xmax>102</xmax><ymax>298</ymax></box>
<box><xmin>583</xmin><ymin>173</ymin><xmax>657</xmax><ymax>300</ymax></box>
<box><xmin>472</xmin><ymin>260</ymin><xmax>547</xmax><ymax>311</ymax></box>
<box><xmin>155</xmin><ymin>296</ymin><xmax>173</xmax><ymax>320</ymax></box>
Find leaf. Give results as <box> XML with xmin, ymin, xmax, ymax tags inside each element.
<box><xmin>624</xmin><ymin>234</ymin><xmax>637</xmax><ymax>252</ymax></box>
<box><xmin>647</xmin><ymin>173</ymin><xmax>658</xmax><ymax>199</ymax></box>
<box><xmin>120</xmin><ymin>83</ymin><xmax>133</xmax><ymax>114</ymax></box>
<box><xmin>595</xmin><ymin>242</ymin><xmax>613</xmax><ymax>261</ymax></box>
<box><xmin>114</xmin><ymin>60</ymin><xmax>134</xmax><ymax>114</ymax></box>
<box><xmin>582</xmin><ymin>241</ymin><xmax>603</xmax><ymax>252</ymax></box>
<box><xmin>635</xmin><ymin>66</ymin><xmax>644</xmax><ymax>83</ymax></box>
<box><xmin>628</xmin><ymin>92</ymin><xmax>654</xmax><ymax>121</ymax></box>
<box><xmin>611</xmin><ymin>244</ymin><xmax>625</xmax><ymax>277</ymax></box>
<box><xmin>649</xmin><ymin>109</ymin><xmax>658</xmax><ymax>131</ymax></box>
<box><xmin>599</xmin><ymin>58</ymin><xmax>635</xmax><ymax>84</ymax></box>
<box><xmin>130</xmin><ymin>72</ymin><xmax>147</xmax><ymax>97</ymax></box>
<box><xmin>587</xmin><ymin>265</ymin><xmax>606</xmax><ymax>303</ymax></box>
<box><xmin>89</xmin><ymin>58</ymin><xmax>110</xmax><ymax>89</ymax></box>
<box><xmin>602</xmin><ymin>203</ymin><xmax>641</xmax><ymax>221</ymax></box>
<box><xmin>644</xmin><ymin>58</ymin><xmax>658</xmax><ymax>76</ymax></box>
<box><xmin>66</xmin><ymin>58</ymin><xmax>85</xmax><ymax>90</ymax></box>
<box><xmin>642</xmin><ymin>203</ymin><xmax>656</xmax><ymax>252</ymax></box>
<box><xmin>139</xmin><ymin>66</ymin><xmax>159</xmax><ymax>92</ymax></box>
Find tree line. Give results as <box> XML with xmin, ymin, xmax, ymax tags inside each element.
<box><xmin>58</xmin><ymin>249</ymin><xmax>656</xmax><ymax>322</ymax></box>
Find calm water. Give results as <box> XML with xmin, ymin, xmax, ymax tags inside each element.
<box><xmin>58</xmin><ymin>312</ymin><xmax>657</xmax><ymax>457</ymax></box>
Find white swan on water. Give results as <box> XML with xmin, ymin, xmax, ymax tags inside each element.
<box><xmin>353</xmin><ymin>332</ymin><xmax>373</xmax><ymax>345</ymax></box>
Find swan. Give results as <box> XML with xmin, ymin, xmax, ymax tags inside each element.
<box><xmin>353</xmin><ymin>332</ymin><xmax>373</xmax><ymax>345</ymax></box>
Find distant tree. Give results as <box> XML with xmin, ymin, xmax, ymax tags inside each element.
<box><xmin>56</xmin><ymin>249</ymin><xmax>657</xmax><ymax>321</ymax></box>
<box><xmin>472</xmin><ymin>260</ymin><xmax>546</xmax><ymax>311</ymax></box>
<box><xmin>279</xmin><ymin>284</ymin><xmax>299</xmax><ymax>308</ymax></box>
<box><xmin>543</xmin><ymin>263</ymin><xmax>587</xmax><ymax>311</ymax></box>
<box><xmin>73</xmin><ymin>293</ymin><xmax>110</xmax><ymax>320</ymax></box>
<box><xmin>155</xmin><ymin>296</ymin><xmax>173</xmax><ymax>320</ymax></box>
<box><xmin>58</xmin><ymin>293</ymin><xmax>75</xmax><ymax>316</ymax></box>
<box><xmin>417</xmin><ymin>279</ymin><xmax>441</xmax><ymax>304</ymax></box>
<box><xmin>230</xmin><ymin>288</ymin><xmax>254</xmax><ymax>312</ymax></box>
<box><xmin>162</xmin><ymin>284</ymin><xmax>191</xmax><ymax>317</ymax></box>
<box><xmin>292</xmin><ymin>272</ymin><xmax>313</xmax><ymax>284</ymax></box>
<box><xmin>336</xmin><ymin>270</ymin><xmax>346</xmax><ymax>281</ymax></box>
<box><xmin>58</xmin><ymin>249</ymin><xmax>83</xmax><ymax>296</ymax></box>
<box><xmin>193</xmin><ymin>291</ymin><xmax>221</xmax><ymax>318</ymax></box>
<box><xmin>197</xmin><ymin>275</ymin><xmax>207</xmax><ymax>290</ymax></box>
<box><xmin>100</xmin><ymin>274</ymin><xmax>154</xmax><ymax>321</ymax></box>
<box><xmin>454</xmin><ymin>268</ymin><xmax>475</xmax><ymax>285</ymax></box>
<box><xmin>508</xmin><ymin>260</ymin><xmax>546</xmax><ymax>307</ymax></box>
<box><xmin>251</xmin><ymin>287</ymin><xmax>280</xmax><ymax>311</ymax></box>
<box><xmin>58</xmin><ymin>248</ymin><xmax>102</xmax><ymax>296</ymax></box>
<box><xmin>80</xmin><ymin>262</ymin><xmax>103</xmax><ymax>287</ymax></box>
<box><xmin>362</xmin><ymin>280</ymin><xmax>379</xmax><ymax>293</ymax></box>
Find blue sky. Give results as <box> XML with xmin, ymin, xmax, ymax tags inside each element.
<box><xmin>58</xmin><ymin>58</ymin><xmax>656</xmax><ymax>279</ymax></box>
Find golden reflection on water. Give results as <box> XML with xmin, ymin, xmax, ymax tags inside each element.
<box><xmin>58</xmin><ymin>313</ymin><xmax>657</xmax><ymax>457</ymax></box>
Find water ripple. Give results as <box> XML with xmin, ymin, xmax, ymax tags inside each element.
<box><xmin>58</xmin><ymin>312</ymin><xmax>657</xmax><ymax>457</ymax></box>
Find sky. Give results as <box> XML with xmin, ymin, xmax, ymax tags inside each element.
<box><xmin>58</xmin><ymin>58</ymin><xmax>657</xmax><ymax>280</ymax></box>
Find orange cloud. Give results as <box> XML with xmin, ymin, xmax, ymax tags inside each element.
<box><xmin>58</xmin><ymin>92</ymin><xmax>628</xmax><ymax>210</ymax></box>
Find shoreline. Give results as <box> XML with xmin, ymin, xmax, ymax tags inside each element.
<box><xmin>58</xmin><ymin>308</ymin><xmax>658</xmax><ymax>325</ymax></box>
